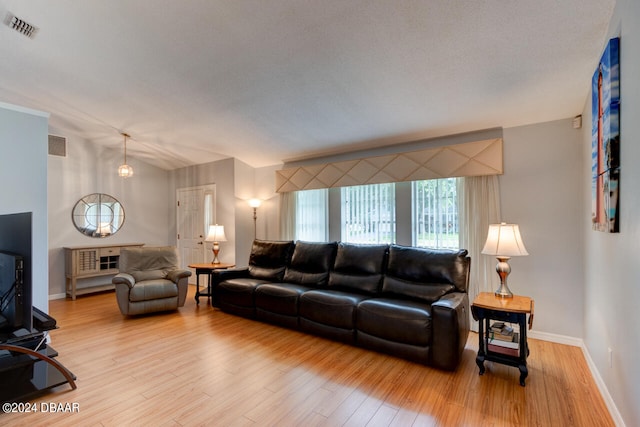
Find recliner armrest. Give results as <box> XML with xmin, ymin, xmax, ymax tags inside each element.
<box><xmin>430</xmin><ymin>291</ymin><xmax>469</xmax><ymax>371</ymax></box>
<box><xmin>112</xmin><ymin>273</ymin><xmax>135</xmax><ymax>288</ymax></box>
<box><xmin>166</xmin><ymin>269</ymin><xmax>192</xmax><ymax>283</ymax></box>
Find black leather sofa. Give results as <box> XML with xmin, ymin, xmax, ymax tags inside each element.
<box><xmin>213</xmin><ymin>240</ymin><xmax>471</xmax><ymax>371</ymax></box>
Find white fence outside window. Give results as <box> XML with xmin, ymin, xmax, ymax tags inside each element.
<box><xmin>412</xmin><ymin>178</ymin><xmax>459</xmax><ymax>249</ymax></box>
<box><xmin>341</xmin><ymin>183</ymin><xmax>396</xmax><ymax>244</ymax></box>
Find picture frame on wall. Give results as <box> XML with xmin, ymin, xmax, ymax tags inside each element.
<box><xmin>591</xmin><ymin>37</ymin><xmax>620</xmax><ymax>233</ymax></box>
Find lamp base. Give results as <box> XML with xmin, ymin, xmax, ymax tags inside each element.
<box><xmin>494</xmin><ymin>256</ymin><xmax>514</xmax><ymax>298</ymax></box>
<box><xmin>211</xmin><ymin>244</ymin><xmax>221</xmax><ymax>264</ymax></box>
<box><xmin>494</xmin><ymin>284</ymin><xmax>513</xmax><ymax>298</ymax></box>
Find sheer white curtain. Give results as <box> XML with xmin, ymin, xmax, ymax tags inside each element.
<box><xmin>458</xmin><ymin>175</ymin><xmax>501</xmax><ymax>330</ymax></box>
<box><xmin>296</xmin><ymin>189</ymin><xmax>328</xmax><ymax>241</ymax></box>
<box><xmin>279</xmin><ymin>191</ymin><xmax>297</xmax><ymax>240</ymax></box>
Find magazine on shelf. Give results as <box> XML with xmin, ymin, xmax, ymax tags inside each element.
<box><xmin>488</xmin><ymin>333</ymin><xmax>519</xmax><ymax>349</ymax></box>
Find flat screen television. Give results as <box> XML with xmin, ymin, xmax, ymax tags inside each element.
<box><xmin>0</xmin><ymin>251</ymin><xmax>25</xmax><ymax>333</ymax></box>
<box><xmin>0</xmin><ymin>212</ymin><xmax>32</xmax><ymax>337</ymax></box>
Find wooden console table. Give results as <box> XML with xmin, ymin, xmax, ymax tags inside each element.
<box><xmin>64</xmin><ymin>243</ymin><xmax>144</xmax><ymax>300</ymax></box>
<box><xmin>188</xmin><ymin>263</ymin><xmax>235</xmax><ymax>305</ymax></box>
<box><xmin>471</xmin><ymin>292</ymin><xmax>534</xmax><ymax>386</ymax></box>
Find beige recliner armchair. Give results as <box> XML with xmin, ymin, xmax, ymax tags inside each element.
<box><xmin>112</xmin><ymin>246</ymin><xmax>192</xmax><ymax>315</ymax></box>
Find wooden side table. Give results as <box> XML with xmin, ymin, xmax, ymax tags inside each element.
<box><xmin>471</xmin><ymin>292</ymin><xmax>534</xmax><ymax>386</ymax></box>
<box><xmin>188</xmin><ymin>263</ymin><xmax>235</xmax><ymax>305</ymax></box>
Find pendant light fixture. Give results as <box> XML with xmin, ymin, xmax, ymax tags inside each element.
<box><xmin>118</xmin><ymin>132</ymin><xmax>134</xmax><ymax>178</ymax></box>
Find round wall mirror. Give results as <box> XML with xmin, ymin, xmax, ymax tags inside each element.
<box><xmin>72</xmin><ymin>193</ymin><xmax>125</xmax><ymax>237</ymax></box>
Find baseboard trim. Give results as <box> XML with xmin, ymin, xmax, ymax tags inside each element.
<box><xmin>49</xmin><ymin>283</ymin><xmax>199</xmax><ymax>301</ymax></box>
<box><xmin>528</xmin><ymin>330</ymin><xmax>582</xmax><ymax>347</ymax></box>
<box><xmin>580</xmin><ymin>341</ymin><xmax>626</xmax><ymax>427</ymax></box>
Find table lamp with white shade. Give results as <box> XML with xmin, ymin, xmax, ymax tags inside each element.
<box><xmin>481</xmin><ymin>222</ymin><xmax>529</xmax><ymax>298</ymax></box>
<box><xmin>205</xmin><ymin>224</ymin><xmax>227</xmax><ymax>264</ymax></box>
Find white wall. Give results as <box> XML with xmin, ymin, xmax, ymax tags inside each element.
<box><xmin>255</xmin><ymin>164</ymin><xmax>282</xmax><ymax>241</ymax></box>
<box><xmin>0</xmin><ymin>103</ymin><xmax>49</xmax><ymax>313</ymax></box>
<box><xmin>582</xmin><ymin>0</ymin><xmax>640</xmax><ymax>425</ymax></box>
<box><xmin>234</xmin><ymin>158</ymin><xmax>257</xmax><ymax>265</ymax></box>
<box><xmin>502</xmin><ymin>119</ymin><xmax>584</xmax><ymax>338</ymax></box>
<box><xmin>47</xmin><ymin>129</ymin><xmax>172</xmax><ymax>297</ymax></box>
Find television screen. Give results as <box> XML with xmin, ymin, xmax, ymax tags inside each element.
<box><xmin>0</xmin><ymin>251</ymin><xmax>25</xmax><ymax>333</ymax></box>
<box><xmin>0</xmin><ymin>212</ymin><xmax>32</xmax><ymax>335</ymax></box>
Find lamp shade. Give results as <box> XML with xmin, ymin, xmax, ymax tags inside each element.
<box><xmin>205</xmin><ymin>224</ymin><xmax>227</xmax><ymax>242</ymax></box>
<box><xmin>118</xmin><ymin>164</ymin><xmax>134</xmax><ymax>178</ymax></box>
<box><xmin>248</xmin><ymin>198</ymin><xmax>262</xmax><ymax>208</ymax></box>
<box><xmin>481</xmin><ymin>223</ymin><xmax>528</xmax><ymax>257</ymax></box>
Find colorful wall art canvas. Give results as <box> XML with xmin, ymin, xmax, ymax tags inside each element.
<box><xmin>592</xmin><ymin>37</ymin><xmax>620</xmax><ymax>233</ymax></box>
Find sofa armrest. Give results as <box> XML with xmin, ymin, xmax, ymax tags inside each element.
<box><xmin>213</xmin><ymin>267</ymin><xmax>250</xmax><ymax>283</ymax></box>
<box><xmin>166</xmin><ymin>269</ymin><xmax>192</xmax><ymax>283</ymax></box>
<box><xmin>430</xmin><ymin>292</ymin><xmax>469</xmax><ymax>371</ymax></box>
<box><xmin>112</xmin><ymin>273</ymin><xmax>135</xmax><ymax>289</ymax></box>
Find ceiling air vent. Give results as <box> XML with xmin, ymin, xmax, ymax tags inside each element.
<box><xmin>48</xmin><ymin>135</ymin><xmax>67</xmax><ymax>157</ymax></box>
<box><xmin>4</xmin><ymin>12</ymin><xmax>38</xmax><ymax>39</ymax></box>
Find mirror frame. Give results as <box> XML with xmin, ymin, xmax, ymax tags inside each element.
<box><xmin>71</xmin><ymin>193</ymin><xmax>125</xmax><ymax>238</ymax></box>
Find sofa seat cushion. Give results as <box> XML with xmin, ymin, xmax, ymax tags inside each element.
<box><xmin>217</xmin><ymin>278</ymin><xmax>272</xmax><ymax>307</ymax></box>
<box><xmin>129</xmin><ymin>279</ymin><xmax>178</xmax><ymax>302</ymax></box>
<box><xmin>255</xmin><ymin>283</ymin><xmax>314</xmax><ymax>316</ymax></box>
<box><xmin>357</xmin><ymin>298</ymin><xmax>432</xmax><ymax>347</ymax></box>
<box><xmin>299</xmin><ymin>290</ymin><xmax>371</xmax><ymax>329</ymax></box>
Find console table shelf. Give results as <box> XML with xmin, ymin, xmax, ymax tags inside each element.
<box><xmin>64</xmin><ymin>243</ymin><xmax>144</xmax><ymax>300</ymax></box>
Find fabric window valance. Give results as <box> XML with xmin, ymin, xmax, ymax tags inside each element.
<box><xmin>275</xmin><ymin>138</ymin><xmax>503</xmax><ymax>193</ymax></box>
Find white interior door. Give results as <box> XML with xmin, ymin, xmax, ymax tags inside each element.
<box><xmin>177</xmin><ymin>185</ymin><xmax>216</xmax><ymax>277</ymax></box>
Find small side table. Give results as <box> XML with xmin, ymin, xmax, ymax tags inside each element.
<box><xmin>471</xmin><ymin>292</ymin><xmax>534</xmax><ymax>386</ymax></box>
<box><xmin>188</xmin><ymin>263</ymin><xmax>235</xmax><ymax>305</ymax></box>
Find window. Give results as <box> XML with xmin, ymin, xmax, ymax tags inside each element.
<box><xmin>341</xmin><ymin>183</ymin><xmax>395</xmax><ymax>243</ymax></box>
<box><xmin>295</xmin><ymin>189</ymin><xmax>328</xmax><ymax>241</ymax></box>
<box><xmin>204</xmin><ymin>190</ymin><xmax>215</xmax><ymax>235</ymax></box>
<box><xmin>412</xmin><ymin>178</ymin><xmax>458</xmax><ymax>249</ymax></box>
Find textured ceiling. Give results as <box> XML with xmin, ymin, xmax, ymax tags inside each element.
<box><xmin>0</xmin><ymin>0</ymin><xmax>615</xmax><ymax>169</ymax></box>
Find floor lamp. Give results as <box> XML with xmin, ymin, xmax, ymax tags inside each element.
<box><xmin>248</xmin><ymin>199</ymin><xmax>261</xmax><ymax>239</ymax></box>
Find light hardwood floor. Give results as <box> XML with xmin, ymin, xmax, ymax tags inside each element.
<box><xmin>2</xmin><ymin>287</ymin><xmax>613</xmax><ymax>426</ymax></box>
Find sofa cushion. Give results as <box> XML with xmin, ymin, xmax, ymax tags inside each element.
<box><xmin>129</xmin><ymin>279</ymin><xmax>178</xmax><ymax>302</ymax></box>
<box><xmin>131</xmin><ymin>269</ymin><xmax>167</xmax><ymax>282</ymax></box>
<box><xmin>120</xmin><ymin>246</ymin><xmax>179</xmax><ymax>281</ymax></box>
<box><xmin>299</xmin><ymin>290</ymin><xmax>371</xmax><ymax>329</ymax></box>
<box><xmin>217</xmin><ymin>277</ymin><xmax>271</xmax><ymax>308</ymax></box>
<box><xmin>255</xmin><ymin>283</ymin><xmax>313</xmax><ymax>316</ymax></box>
<box><xmin>357</xmin><ymin>298</ymin><xmax>432</xmax><ymax>346</ymax></box>
<box><xmin>283</xmin><ymin>241</ymin><xmax>337</xmax><ymax>286</ymax></box>
<box><xmin>248</xmin><ymin>240</ymin><xmax>295</xmax><ymax>281</ymax></box>
<box><xmin>382</xmin><ymin>245</ymin><xmax>470</xmax><ymax>301</ymax></box>
<box><xmin>328</xmin><ymin>243</ymin><xmax>388</xmax><ymax>294</ymax></box>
